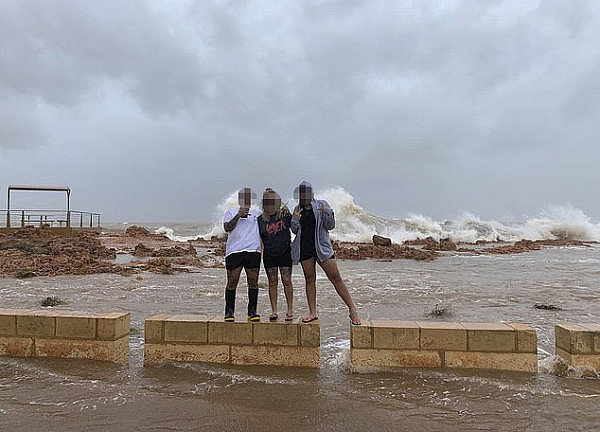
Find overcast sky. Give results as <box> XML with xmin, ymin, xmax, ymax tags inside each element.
<box><xmin>1</xmin><ymin>0</ymin><xmax>599</xmax><ymax>222</ymax></box>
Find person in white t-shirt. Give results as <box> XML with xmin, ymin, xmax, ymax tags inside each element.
<box><xmin>222</xmin><ymin>187</ymin><xmax>262</xmax><ymax>322</ymax></box>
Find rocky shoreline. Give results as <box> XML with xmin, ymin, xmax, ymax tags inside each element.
<box><xmin>0</xmin><ymin>226</ymin><xmax>594</xmax><ymax>278</ymax></box>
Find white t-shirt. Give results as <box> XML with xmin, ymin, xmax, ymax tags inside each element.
<box><xmin>223</xmin><ymin>207</ymin><xmax>261</xmax><ymax>257</ymax></box>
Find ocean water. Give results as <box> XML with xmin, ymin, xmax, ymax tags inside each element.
<box><xmin>2</xmin><ymin>189</ymin><xmax>600</xmax><ymax>431</ymax></box>
<box><xmin>103</xmin><ymin>187</ymin><xmax>600</xmax><ymax>244</ymax></box>
<box><xmin>1</xmin><ymin>246</ymin><xmax>600</xmax><ymax>430</ymax></box>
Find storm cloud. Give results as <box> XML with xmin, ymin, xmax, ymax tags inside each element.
<box><xmin>1</xmin><ymin>0</ymin><xmax>599</xmax><ymax>222</ymax></box>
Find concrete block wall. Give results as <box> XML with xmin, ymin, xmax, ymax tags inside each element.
<box><xmin>555</xmin><ymin>323</ymin><xmax>600</xmax><ymax>369</ymax></box>
<box><xmin>0</xmin><ymin>309</ymin><xmax>130</xmax><ymax>364</ymax></box>
<box><xmin>350</xmin><ymin>320</ymin><xmax>537</xmax><ymax>373</ymax></box>
<box><xmin>144</xmin><ymin>314</ymin><xmax>320</xmax><ymax>368</ymax></box>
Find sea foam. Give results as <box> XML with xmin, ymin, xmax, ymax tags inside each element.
<box><xmin>158</xmin><ymin>187</ymin><xmax>600</xmax><ymax>244</ymax></box>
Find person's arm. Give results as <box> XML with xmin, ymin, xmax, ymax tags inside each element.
<box><xmin>290</xmin><ymin>205</ymin><xmax>301</xmax><ymax>234</ymax></box>
<box><xmin>223</xmin><ymin>208</ymin><xmax>248</xmax><ymax>232</ymax></box>
<box><xmin>284</xmin><ymin>213</ymin><xmax>293</xmax><ymax>229</ymax></box>
<box><xmin>257</xmin><ymin>217</ymin><xmax>267</xmax><ymax>242</ymax></box>
<box><xmin>319</xmin><ymin>201</ymin><xmax>335</xmax><ymax>230</ymax></box>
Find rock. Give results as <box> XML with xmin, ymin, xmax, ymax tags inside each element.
<box><xmin>152</xmin><ymin>244</ymin><xmax>197</xmax><ymax>257</ymax></box>
<box><xmin>422</xmin><ymin>237</ymin><xmax>439</xmax><ymax>250</ymax></box>
<box><xmin>0</xmin><ymin>228</ymin><xmax>116</xmax><ymax>277</ymax></box>
<box><xmin>534</xmin><ymin>303</ymin><xmax>562</xmax><ymax>311</ymax></box>
<box><xmin>372</xmin><ymin>235</ymin><xmax>392</xmax><ymax>247</ymax></box>
<box><xmin>133</xmin><ymin>243</ymin><xmax>154</xmax><ymax>257</ymax></box>
<box><xmin>438</xmin><ymin>238</ymin><xmax>457</xmax><ymax>251</ymax></box>
<box><xmin>333</xmin><ymin>242</ymin><xmax>439</xmax><ymax>261</ymax></box>
<box><xmin>124</xmin><ymin>225</ymin><xmax>153</xmax><ymax>237</ymax></box>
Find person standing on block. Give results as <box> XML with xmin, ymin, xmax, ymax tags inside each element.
<box><xmin>222</xmin><ymin>187</ymin><xmax>262</xmax><ymax>322</ymax></box>
<box><xmin>257</xmin><ymin>188</ymin><xmax>294</xmax><ymax>322</ymax></box>
<box><xmin>291</xmin><ymin>181</ymin><xmax>361</xmax><ymax>326</ymax></box>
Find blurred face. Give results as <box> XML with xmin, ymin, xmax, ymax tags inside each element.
<box><xmin>262</xmin><ymin>196</ymin><xmax>281</xmax><ymax>215</ymax></box>
<box><xmin>238</xmin><ymin>188</ymin><xmax>252</xmax><ymax>208</ymax></box>
<box><xmin>298</xmin><ymin>185</ymin><xmax>312</xmax><ymax>206</ymax></box>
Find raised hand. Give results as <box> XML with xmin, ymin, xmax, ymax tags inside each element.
<box><xmin>238</xmin><ymin>207</ymin><xmax>250</xmax><ymax>218</ymax></box>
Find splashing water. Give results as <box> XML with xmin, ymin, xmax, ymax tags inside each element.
<box><xmin>154</xmin><ymin>187</ymin><xmax>600</xmax><ymax>244</ymax></box>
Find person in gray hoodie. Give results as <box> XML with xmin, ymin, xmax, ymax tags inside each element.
<box><xmin>291</xmin><ymin>181</ymin><xmax>361</xmax><ymax>325</ymax></box>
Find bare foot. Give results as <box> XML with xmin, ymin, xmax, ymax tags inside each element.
<box><xmin>349</xmin><ymin>309</ymin><xmax>361</xmax><ymax>326</ymax></box>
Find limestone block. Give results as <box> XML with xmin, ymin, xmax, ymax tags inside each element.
<box><xmin>350</xmin><ymin>320</ymin><xmax>372</xmax><ymax>349</ymax></box>
<box><xmin>164</xmin><ymin>315</ymin><xmax>210</xmax><ymax>343</ymax></box>
<box><xmin>0</xmin><ymin>313</ymin><xmax>17</xmax><ymax>336</ymax></box>
<box><xmin>583</xmin><ymin>324</ymin><xmax>600</xmax><ymax>353</ymax></box>
<box><xmin>350</xmin><ymin>348</ymin><xmax>442</xmax><ymax>372</ymax></box>
<box><xmin>208</xmin><ymin>319</ymin><xmax>252</xmax><ymax>345</ymax></box>
<box><xmin>372</xmin><ymin>320</ymin><xmax>419</xmax><ymax>350</ymax></box>
<box><xmin>16</xmin><ymin>313</ymin><xmax>55</xmax><ymax>338</ymax></box>
<box><xmin>555</xmin><ymin>323</ymin><xmax>594</xmax><ymax>354</ymax></box>
<box><xmin>55</xmin><ymin>315</ymin><xmax>96</xmax><ymax>339</ymax></box>
<box><xmin>253</xmin><ymin>321</ymin><xmax>299</xmax><ymax>346</ymax></box>
<box><xmin>506</xmin><ymin>323</ymin><xmax>538</xmax><ymax>353</ymax></box>
<box><xmin>144</xmin><ymin>343</ymin><xmax>229</xmax><ymax>365</ymax></box>
<box><xmin>556</xmin><ymin>347</ymin><xmax>600</xmax><ymax>370</ymax></box>
<box><xmin>0</xmin><ymin>336</ymin><xmax>34</xmax><ymax>357</ymax></box>
<box><xmin>463</xmin><ymin>322</ymin><xmax>515</xmax><ymax>352</ymax></box>
<box><xmin>97</xmin><ymin>312</ymin><xmax>130</xmax><ymax>341</ymax></box>
<box><xmin>444</xmin><ymin>351</ymin><xmax>537</xmax><ymax>372</ymax></box>
<box><xmin>418</xmin><ymin>322</ymin><xmax>467</xmax><ymax>351</ymax></box>
<box><xmin>35</xmin><ymin>336</ymin><xmax>129</xmax><ymax>364</ymax></box>
<box><xmin>145</xmin><ymin>314</ymin><xmax>169</xmax><ymax>343</ymax></box>
<box><xmin>300</xmin><ymin>321</ymin><xmax>321</xmax><ymax>347</ymax></box>
<box><xmin>230</xmin><ymin>345</ymin><xmax>320</xmax><ymax>368</ymax></box>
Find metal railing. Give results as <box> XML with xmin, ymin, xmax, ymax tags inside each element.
<box><xmin>0</xmin><ymin>209</ymin><xmax>101</xmax><ymax>228</ymax></box>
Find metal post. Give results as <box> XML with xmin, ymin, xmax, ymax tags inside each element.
<box><xmin>6</xmin><ymin>188</ymin><xmax>10</xmax><ymax>228</ymax></box>
<box><xmin>21</xmin><ymin>210</ymin><xmax>24</xmax><ymax>228</ymax></box>
<box><xmin>80</xmin><ymin>212</ymin><xmax>83</xmax><ymax>228</ymax></box>
<box><xmin>66</xmin><ymin>189</ymin><xmax>71</xmax><ymax>227</ymax></box>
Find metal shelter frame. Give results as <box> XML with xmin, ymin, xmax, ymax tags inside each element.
<box><xmin>6</xmin><ymin>185</ymin><xmax>71</xmax><ymax>228</ymax></box>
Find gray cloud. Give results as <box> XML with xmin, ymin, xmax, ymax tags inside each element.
<box><xmin>1</xmin><ymin>0</ymin><xmax>600</xmax><ymax>222</ymax></box>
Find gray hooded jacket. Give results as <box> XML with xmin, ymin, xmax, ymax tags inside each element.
<box><xmin>290</xmin><ymin>181</ymin><xmax>335</xmax><ymax>264</ymax></box>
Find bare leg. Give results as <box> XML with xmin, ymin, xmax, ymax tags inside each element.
<box><xmin>279</xmin><ymin>266</ymin><xmax>293</xmax><ymax>318</ymax></box>
<box><xmin>226</xmin><ymin>267</ymin><xmax>243</xmax><ymax>291</ymax></box>
<box><xmin>300</xmin><ymin>258</ymin><xmax>317</xmax><ymax>320</ymax></box>
<box><xmin>265</xmin><ymin>267</ymin><xmax>279</xmax><ymax>318</ymax></box>
<box><xmin>319</xmin><ymin>258</ymin><xmax>360</xmax><ymax>323</ymax></box>
<box><xmin>244</xmin><ymin>267</ymin><xmax>259</xmax><ymax>289</ymax></box>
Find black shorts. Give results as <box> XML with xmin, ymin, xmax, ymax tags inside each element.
<box><xmin>263</xmin><ymin>251</ymin><xmax>292</xmax><ymax>269</ymax></box>
<box><xmin>225</xmin><ymin>251</ymin><xmax>261</xmax><ymax>270</ymax></box>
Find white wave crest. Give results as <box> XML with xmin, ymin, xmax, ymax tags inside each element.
<box><xmin>155</xmin><ymin>226</ymin><xmax>201</xmax><ymax>242</ymax></box>
<box><xmin>522</xmin><ymin>206</ymin><xmax>600</xmax><ymax>241</ymax></box>
<box><xmin>155</xmin><ymin>187</ymin><xmax>600</xmax><ymax>244</ymax></box>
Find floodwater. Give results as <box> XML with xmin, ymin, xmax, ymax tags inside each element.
<box><xmin>1</xmin><ymin>246</ymin><xmax>600</xmax><ymax>431</ymax></box>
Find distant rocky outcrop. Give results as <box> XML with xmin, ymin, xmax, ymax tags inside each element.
<box><xmin>133</xmin><ymin>243</ymin><xmax>197</xmax><ymax>257</ymax></box>
<box><xmin>403</xmin><ymin>236</ymin><xmax>456</xmax><ymax>251</ymax></box>
<box><xmin>333</xmin><ymin>242</ymin><xmax>438</xmax><ymax>261</ymax></box>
